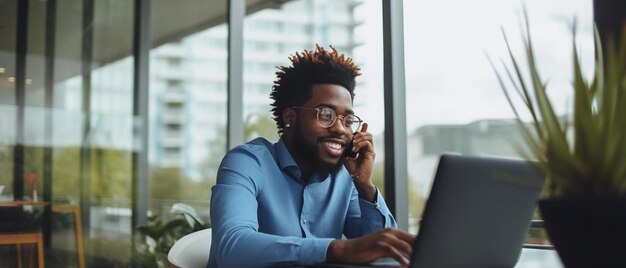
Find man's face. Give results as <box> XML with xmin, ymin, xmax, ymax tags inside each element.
<box><xmin>289</xmin><ymin>84</ymin><xmax>354</xmax><ymax>175</ymax></box>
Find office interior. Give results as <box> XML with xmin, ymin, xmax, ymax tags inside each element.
<box><xmin>0</xmin><ymin>0</ymin><xmax>624</xmax><ymax>267</ymax></box>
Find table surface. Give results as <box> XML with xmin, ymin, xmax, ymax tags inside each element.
<box><xmin>0</xmin><ymin>201</ymin><xmax>49</xmax><ymax>207</ymax></box>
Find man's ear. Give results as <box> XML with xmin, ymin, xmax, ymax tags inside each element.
<box><xmin>283</xmin><ymin>108</ymin><xmax>296</xmax><ymax>127</ymax></box>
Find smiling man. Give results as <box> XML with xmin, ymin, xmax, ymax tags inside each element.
<box><xmin>207</xmin><ymin>45</ymin><xmax>414</xmax><ymax>268</ymax></box>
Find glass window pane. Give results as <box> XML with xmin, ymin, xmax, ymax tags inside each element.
<box><xmin>148</xmin><ymin>2</ymin><xmax>227</xmax><ymax>264</ymax></box>
<box><xmin>1</xmin><ymin>0</ymin><xmax>137</xmax><ymax>266</ymax></box>
<box><xmin>48</xmin><ymin>1</ymin><xmax>86</xmax><ymax>265</ymax></box>
<box><xmin>0</xmin><ymin>0</ymin><xmax>17</xmax><ymax>200</ymax></box>
<box><xmin>403</xmin><ymin>0</ymin><xmax>593</xmax><ymax>239</ymax></box>
<box><xmin>81</xmin><ymin>1</ymin><xmax>135</xmax><ymax>264</ymax></box>
<box><xmin>23</xmin><ymin>0</ymin><xmax>47</xmax><ymax>203</ymax></box>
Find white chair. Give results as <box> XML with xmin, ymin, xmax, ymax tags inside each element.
<box><xmin>167</xmin><ymin>228</ymin><xmax>212</xmax><ymax>268</ymax></box>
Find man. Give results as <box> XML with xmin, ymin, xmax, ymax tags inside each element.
<box><xmin>208</xmin><ymin>45</ymin><xmax>414</xmax><ymax>268</ymax></box>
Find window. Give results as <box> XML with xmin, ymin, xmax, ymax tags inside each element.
<box><xmin>403</xmin><ymin>0</ymin><xmax>593</xmax><ymax>240</ymax></box>
<box><xmin>242</xmin><ymin>0</ymin><xmax>386</xmax><ymax>191</ymax></box>
<box><xmin>149</xmin><ymin>0</ymin><xmax>228</xmax><ymax>228</ymax></box>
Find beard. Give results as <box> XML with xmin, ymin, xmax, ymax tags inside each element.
<box><xmin>292</xmin><ymin>121</ymin><xmax>344</xmax><ymax>177</ymax></box>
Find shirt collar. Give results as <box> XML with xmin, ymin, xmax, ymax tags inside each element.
<box><xmin>276</xmin><ymin>137</ymin><xmax>302</xmax><ymax>180</ymax></box>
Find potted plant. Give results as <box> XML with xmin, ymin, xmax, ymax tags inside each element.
<box><xmin>23</xmin><ymin>171</ymin><xmax>38</xmax><ymax>200</ymax></box>
<box><xmin>134</xmin><ymin>203</ymin><xmax>210</xmax><ymax>268</ymax></box>
<box><xmin>491</xmin><ymin>17</ymin><xmax>626</xmax><ymax>267</ymax></box>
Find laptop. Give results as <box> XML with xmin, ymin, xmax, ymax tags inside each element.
<box><xmin>321</xmin><ymin>154</ymin><xmax>545</xmax><ymax>268</ymax></box>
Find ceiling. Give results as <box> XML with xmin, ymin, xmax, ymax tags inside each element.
<box><xmin>0</xmin><ymin>0</ymin><xmax>286</xmax><ymax>92</ymax></box>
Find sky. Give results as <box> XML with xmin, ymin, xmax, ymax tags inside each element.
<box><xmin>353</xmin><ymin>0</ymin><xmax>594</xmax><ymax>135</ymax></box>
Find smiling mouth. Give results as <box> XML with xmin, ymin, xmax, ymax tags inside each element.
<box><xmin>320</xmin><ymin>140</ymin><xmax>345</xmax><ymax>157</ymax></box>
<box><xmin>324</xmin><ymin>141</ymin><xmax>342</xmax><ymax>150</ymax></box>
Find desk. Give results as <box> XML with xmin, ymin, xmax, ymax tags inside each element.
<box><xmin>516</xmin><ymin>248</ymin><xmax>563</xmax><ymax>267</ymax></box>
<box><xmin>0</xmin><ymin>201</ymin><xmax>49</xmax><ymax>207</ymax></box>
<box><xmin>0</xmin><ymin>201</ymin><xmax>48</xmax><ymax>268</ymax></box>
<box><xmin>0</xmin><ymin>201</ymin><xmax>48</xmax><ymax>232</ymax></box>
<box><xmin>313</xmin><ymin>248</ymin><xmax>562</xmax><ymax>268</ymax></box>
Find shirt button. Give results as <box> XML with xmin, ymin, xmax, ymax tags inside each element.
<box><xmin>375</xmin><ymin>204</ymin><xmax>381</xmax><ymax>210</ymax></box>
<box><xmin>303</xmin><ymin>219</ymin><xmax>307</xmax><ymax>224</ymax></box>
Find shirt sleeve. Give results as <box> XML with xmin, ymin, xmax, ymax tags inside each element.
<box><xmin>209</xmin><ymin>148</ymin><xmax>333</xmax><ymax>268</ymax></box>
<box><xmin>343</xmin><ymin>186</ymin><xmax>397</xmax><ymax>238</ymax></box>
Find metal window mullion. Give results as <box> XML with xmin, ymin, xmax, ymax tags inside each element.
<box><xmin>227</xmin><ymin>0</ymin><xmax>244</xmax><ymax>150</ymax></box>
<box><xmin>13</xmin><ymin>0</ymin><xmax>29</xmax><ymax>202</ymax></box>
<box><xmin>382</xmin><ymin>0</ymin><xmax>408</xmax><ymax>231</ymax></box>
<box><xmin>80</xmin><ymin>0</ymin><xmax>94</xmax><ymax>242</ymax></box>
<box><xmin>131</xmin><ymin>0</ymin><xmax>151</xmax><ymax>233</ymax></box>
<box><xmin>43</xmin><ymin>0</ymin><xmax>57</xmax><ymax>247</ymax></box>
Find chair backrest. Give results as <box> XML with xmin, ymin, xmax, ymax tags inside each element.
<box><xmin>168</xmin><ymin>228</ymin><xmax>212</xmax><ymax>268</ymax></box>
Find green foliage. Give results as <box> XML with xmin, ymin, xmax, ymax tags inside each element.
<box><xmin>52</xmin><ymin>147</ymin><xmax>81</xmax><ymax>198</ymax></box>
<box><xmin>149</xmin><ymin>168</ymin><xmax>185</xmax><ymax>200</ymax></box>
<box><xmin>491</xmin><ymin>16</ymin><xmax>626</xmax><ymax>198</ymax></box>
<box><xmin>91</xmin><ymin>147</ymin><xmax>132</xmax><ymax>199</ymax></box>
<box><xmin>0</xmin><ymin>146</ymin><xmax>13</xmax><ymax>195</ymax></box>
<box><xmin>134</xmin><ymin>203</ymin><xmax>211</xmax><ymax>268</ymax></box>
<box><xmin>149</xmin><ymin>167</ymin><xmax>213</xmax><ymax>201</ymax></box>
<box><xmin>244</xmin><ymin>113</ymin><xmax>280</xmax><ymax>142</ymax></box>
<box><xmin>372</xmin><ymin>160</ymin><xmax>426</xmax><ymax>226</ymax></box>
<box><xmin>0</xmin><ymin>145</ymin><xmax>131</xmax><ymax>200</ymax></box>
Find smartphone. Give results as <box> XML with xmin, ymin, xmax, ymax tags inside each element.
<box><xmin>343</xmin><ymin>134</ymin><xmax>359</xmax><ymax>159</ymax></box>
<box><xmin>343</xmin><ymin>123</ymin><xmax>367</xmax><ymax>159</ymax></box>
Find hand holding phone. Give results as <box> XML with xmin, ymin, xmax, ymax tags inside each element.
<box><xmin>343</xmin><ymin>124</ymin><xmax>368</xmax><ymax>159</ymax></box>
<box><xmin>343</xmin><ymin>137</ymin><xmax>359</xmax><ymax>159</ymax></box>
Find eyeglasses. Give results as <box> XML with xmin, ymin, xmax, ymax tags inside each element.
<box><xmin>291</xmin><ymin>106</ymin><xmax>363</xmax><ymax>133</ymax></box>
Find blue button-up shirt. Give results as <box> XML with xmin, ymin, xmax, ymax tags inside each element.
<box><xmin>207</xmin><ymin>137</ymin><xmax>396</xmax><ymax>268</ymax></box>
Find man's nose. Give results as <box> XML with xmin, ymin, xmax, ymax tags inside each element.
<box><xmin>329</xmin><ymin>117</ymin><xmax>350</xmax><ymax>135</ymax></box>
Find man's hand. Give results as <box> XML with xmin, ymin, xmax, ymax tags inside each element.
<box><xmin>343</xmin><ymin>123</ymin><xmax>377</xmax><ymax>201</ymax></box>
<box><xmin>326</xmin><ymin>228</ymin><xmax>415</xmax><ymax>266</ymax></box>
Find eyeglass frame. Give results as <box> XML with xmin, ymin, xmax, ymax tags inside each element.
<box><xmin>290</xmin><ymin>106</ymin><xmax>363</xmax><ymax>133</ymax></box>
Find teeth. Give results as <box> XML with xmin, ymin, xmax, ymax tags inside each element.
<box><xmin>324</xmin><ymin>142</ymin><xmax>342</xmax><ymax>150</ymax></box>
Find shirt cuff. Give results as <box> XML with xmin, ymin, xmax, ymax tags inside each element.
<box><xmin>358</xmin><ymin>187</ymin><xmax>397</xmax><ymax>228</ymax></box>
<box><xmin>358</xmin><ymin>188</ymin><xmax>384</xmax><ymax>217</ymax></box>
<box><xmin>298</xmin><ymin>237</ymin><xmax>334</xmax><ymax>266</ymax></box>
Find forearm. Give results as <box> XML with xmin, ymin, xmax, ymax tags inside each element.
<box><xmin>213</xmin><ymin>227</ymin><xmax>332</xmax><ymax>267</ymax></box>
<box><xmin>326</xmin><ymin>229</ymin><xmax>415</xmax><ymax>266</ymax></box>
<box><xmin>211</xmin><ymin>181</ymin><xmax>334</xmax><ymax>267</ymax></box>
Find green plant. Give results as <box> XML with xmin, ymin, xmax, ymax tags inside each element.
<box><xmin>490</xmin><ymin>16</ymin><xmax>626</xmax><ymax>198</ymax></box>
<box><xmin>134</xmin><ymin>203</ymin><xmax>210</xmax><ymax>267</ymax></box>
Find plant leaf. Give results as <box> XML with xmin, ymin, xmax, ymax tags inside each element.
<box><xmin>489</xmin><ymin>14</ymin><xmax>626</xmax><ymax>198</ymax></box>
<box><xmin>170</xmin><ymin>203</ymin><xmax>204</xmax><ymax>228</ymax></box>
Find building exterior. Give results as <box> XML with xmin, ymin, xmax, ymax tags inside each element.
<box><xmin>408</xmin><ymin>119</ymin><xmax>528</xmax><ymax>197</ymax></box>
<box><xmin>149</xmin><ymin>0</ymin><xmax>363</xmax><ymax>180</ymax></box>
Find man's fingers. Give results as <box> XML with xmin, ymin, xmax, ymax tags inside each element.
<box><xmin>382</xmin><ymin>227</ymin><xmax>415</xmax><ymax>240</ymax></box>
<box><xmin>384</xmin><ymin>245</ymin><xmax>410</xmax><ymax>267</ymax></box>
<box><xmin>381</xmin><ymin>229</ymin><xmax>414</xmax><ymax>257</ymax></box>
<box><xmin>386</xmin><ymin>234</ymin><xmax>413</xmax><ymax>257</ymax></box>
<box><xmin>390</xmin><ymin>228</ymin><xmax>416</xmax><ymax>244</ymax></box>
<box><xmin>373</xmin><ymin>229</ymin><xmax>415</xmax><ymax>263</ymax></box>
<box><xmin>352</xmin><ymin>132</ymin><xmax>374</xmax><ymax>154</ymax></box>
<box><xmin>333</xmin><ymin>229</ymin><xmax>416</xmax><ymax>265</ymax></box>
<box><xmin>360</xmin><ymin>123</ymin><xmax>368</xmax><ymax>133</ymax></box>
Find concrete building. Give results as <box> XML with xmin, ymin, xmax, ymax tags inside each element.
<box><xmin>149</xmin><ymin>0</ymin><xmax>363</xmax><ymax>180</ymax></box>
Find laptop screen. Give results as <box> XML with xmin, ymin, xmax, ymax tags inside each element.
<box><xmin>409</xmin><ymin>154</ymin><xmax>544</xmax><ymax>268</ymax></box>
<box><xmin>318</xmin><ymin>154</ymin><xmax>544</xmax><ymax>268</ymax></box>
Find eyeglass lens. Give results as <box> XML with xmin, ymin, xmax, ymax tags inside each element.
<box><xmin>317</xmin><ymin>107</ymin><xmax>360</xmax><ymax>132</ymax></box>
